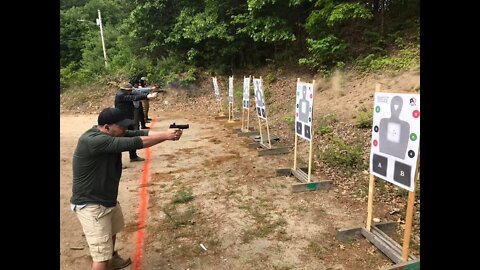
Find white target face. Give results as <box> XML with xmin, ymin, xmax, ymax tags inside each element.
<box><xmin>253</xmin><ymin>78</ymin><xmax>267</xmax><ymax>119</ymax></box>
<box><xmin>243</xmin><ymin>77</ymin><xmax>250</xmax><ymax>109</ymax></box>
<box><xmin>212</xmin><ymin>77</ymin><xmax>221</xmax><ymax>101</ymax></box>
<box><xmin>370</xmin><ymin>92</ymin><xmax>420</xmax><ymax>192</ymax></box>
<box><xmin>295</xmin><ymin>82</ymin><xmax>314</xmax><ymax>141</ymax></box>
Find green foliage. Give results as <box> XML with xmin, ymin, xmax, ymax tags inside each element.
<box><xmin>327</xmin><ymin>3</ymin><xmax>373</xmax><ymax>27</ymax></box>
<box><xmin>234</xmin><ymin>83</ymin><xmax>244</xmax><ymax>103</ymax></box>
<box><xmin>318</xmin><ymin>136</ymin><xmax>365</xmax><ymax>174</ymax></box>
<box><xmin>265</xmin><ymin>72</ymin><xmax>277</xmax><ymax>84</ymax></box>
<box><xmin>60</xmin><ymin>0</ymin><xmax>133</xmax><ymax>69</ymax></box>
<box><xmin>377</xmin><ymin>178</ymin><xmax>386</xmax><ymax>192</ymax></box>
<box><xmin>283</xmin><ymin>115</ymin><xmax>294</xmax><ymax>125</ymax></box>
<box><xmin>283</xmin><ymin>115</ymin><xmax>295</xmax><ymax>130</ymax></box>
<box><xmin>60</xmin><ymin>0</ymin><xmax>419</xmax><ymax>94</ymax></box>
<box><xmin>61</xmin><ymin>0</ymin><xmax>88</xmax><ymax>10</ymax></box>
<box><xmin>60</xmin><ymin>62</ymin><xmax>106</xmax><ymax>92</ymax></box>
<box><xmin>355</xmin><ymin>45</ymin><xmax>420</xmax><ymax>73</ymax></box>
<box><xmin>362</xmin><ymin>30</ymin><xmax>387</xmax><ymax>55</ymax></box>
<box><xmin>232</xmin><ymin>14</ymin><xmax>296</xmax><ymax>43</ymax></box>
<box><xmin>60</xmin><ymin>8</ymin><xmax>90</xmax><ymax>68</ymax></box>
<box><xmin>263</xmin><ymin>85</ymin><xmax>271</xmax><ymax>104</ymax></box>
<box><xmin>162</xmin><ymin>205</ymin><xmax>196</xmax><ymax>228</ymax></box>
<box><xmin>167</xmin><ymin>8</ymin><xmax>233</xmax><ymax>44</ymax></box>
<box><xmin>299</xmin><ymin>35</ymin><xmax>349</xmax><ymax>71</ymax></box>
<box><xmin>318</xmin><ymin>125</ymin><xmax>333</xmax><ymax>135</ymax></box>
<box><xmin>316</xmin><ymin>114</ymin><xmax>336</xmax><ymax>135</ymax></box>
<box><xmin>355</xmin><ymin>109</ymin><xmax>373</xmax><ymax>129</ymax></box>
<box><xmin>173</xmin><ymin>186</ymin><xmax>194</xmax><ymax>204</ymax></box>
<box><xmin>60</xmin><ymin>63</ymin><xmax>81</xmax><ymax>91</ymax></box>
<box><xmin>154</xmin><ymin>55</ymin><xmax>198</xmax><ymax>86</ymax></box>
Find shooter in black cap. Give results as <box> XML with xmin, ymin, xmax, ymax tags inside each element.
<box><xmin>69</xmin><ymin>107</ymin><xmax>182</xmax><ymax>270</ymax></box>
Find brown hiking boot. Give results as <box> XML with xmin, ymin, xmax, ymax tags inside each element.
<box><xmin>108</xmin><ymin>251</ymin><xmax>131</xmax><ymax>270</ymax></box>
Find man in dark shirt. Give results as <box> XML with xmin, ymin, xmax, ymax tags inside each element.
<box><xmin>114</xmin><ymin>82</ymin><xmax>158</xmax><ymax>162</ymax></box>
<box><xmin>70</xmin><ymin>107</ymin><xmax>182</xmax><ymax>270</ymax></box>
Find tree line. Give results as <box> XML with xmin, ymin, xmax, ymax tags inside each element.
<box><xmin>60</xmin><ymin>0</ymin><xmax>419</xmax><ymax>90</ymax></box>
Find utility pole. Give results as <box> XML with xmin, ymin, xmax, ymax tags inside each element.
<box><xmin>96</xmin><ymin>9</ymin><xmax>108</xmax><ymax>68</ymax></box>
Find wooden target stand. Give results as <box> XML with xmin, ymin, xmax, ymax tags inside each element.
<box><xmin>249</xmin><ymin>116</ymin><xmax>288</xmax><ymax>156</ymax></box>
<box><xmin>227</xmin><ymin>76</ymin><xmax>239</xmax><ymax>124</ymax></box>
<box><xmin>235</xmin><ymin>106</ymin><xmax>257</xmax><ymax>136</ymax></box>
<box><xmin>248</xmin><ymin>76</ymin><xmax>288</xmax><ymax>156</ymax></box>
<box><xmin>277</xmin><ymin>79</ymin><xmax>332</xmax><ymax>192</ymax></box>
<box><xmin>214</xmin><ymin>98</ymin><xmax>227</xmax><ymax>119</ymax></box>
<box><xmin>233</xmin><ymin>107</ymin><xmax>257</xmax><ymax>135</ymax></box>
<box><xmin>234</xmin><ymin>76</ymin><xmax>259</xmax><ymax>137</ymax></box>
<box><xmin>227</xmin><ymin>100</ymin><xmax>235</xmax><ymax>122</ymax></box>
<box><xmin>215</xmin><ymin>103</ymin><xmax>227</xmax><ymax>119</ymax></box>
<box><xmin>335</xmin><ymin>84</ymin><xmax>420</xmax><ymax>270</ymax></box>
<box><xmin>212</xmin><ymin>76</ymin><xmax>227</xmax><ymax>120</ymax></box>
<box><xmin>233</xmin><ymin>76</ymin><xmax>260</xmax><ymax>137</ymax></box>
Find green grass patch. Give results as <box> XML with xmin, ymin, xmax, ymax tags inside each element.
<box><xmin>318</xmin><ymin>136</ymin><xmax>366</xmax><ymax>175</ymax></box>
<box><xmin>355</xmin><ymin>108</ymin><xmax>373</xmax><ymax>129</ymax></box>
<box><xmin>173</xmin><ymin>186</ymin><xmax>194</xmax><ymax>204</ymax></box>
<box><xmin>162</xmin><ymin>205</ymin><xmax>196</xmax><ymax>228</ymax></box>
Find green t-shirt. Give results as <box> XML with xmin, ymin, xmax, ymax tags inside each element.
<box><xmin>70</xmin><ymin>126</ymin><xmax>148</xmax><ymax>207</ymax></box>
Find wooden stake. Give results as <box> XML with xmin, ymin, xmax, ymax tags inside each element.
<box><xmin>401</xmin><ymin>151</ymin><xmax>420</xmax><ymax>261</ymax></box>
<box><xmin>247</xmin><ymin>75</ymin><xmax>251</xmax><ymax>129</ymax></box>
<box><xmin>258</xmin><ymin>114</ymin><xmax>263</xmax><ymax>144</ymax></box>
<box><xmin>241</xmin><ymin>108</ymin><xmax>245</xmax><ymax>130</ymax></box>
<box><xmin>293</xmin><ymin>78</ymin><xmax>300</xmax><ymax>171</ymax></box>
<box><xmin>247</xmin><ymin>107</ymin><xmax>250</xmax><ymax>130</ymax></box>
<box><xmin>366</xmin><ymin>174</ymin><xmax>375</xmax><ymax>231</ymax></box>
<box><xmin>367</xmin><ymin>83</ymin><xmax>381</xmax><ymax>231</ymax></box>
<box><xmin>307</xmin><ymin>79</ymin><xmax>315</xmax><ymax>182</ymax></box>
<box><xmin>293</xmin><ymin>134</ymin><xmax>298</xmax><ymax>170</ymax></box>
<box><xmin>401</xmin><ymin>189</ymin><xmax>416</xmax><ymax>261</ymax></box>
<box><xmin>307</xmin><ymin>136</ymin><xmax>313</xmax><ymax>182</ymax></box>
<box><xmin>265</xmin><ymin>117</ymin><xmax>272</xmax><ymax>148</ymax></box>
<box><xmin>230</xmin><ymin>76</ymin><xmax>234</xmax><ymax>121</ymax></box>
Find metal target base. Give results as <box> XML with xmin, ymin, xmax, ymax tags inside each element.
<box><xmin>214</xmin><ymin>115</ymin><xmax>228</xmax><ymax>120</ymax></box>
<box><xmin>276</xmin><ymin>167</ymin><xmax>333</xmax><ymax>192</ymax></box>
<box><xmin>336</xmin><ymin>222</ymin><xmax>419</xmax><ymax>269</ymax></box>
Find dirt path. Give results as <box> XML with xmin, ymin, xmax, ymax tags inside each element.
<box><xmin>60</xmin><ymin>111</ymin><xmax>394</xmax><ymax>270</ymax></box>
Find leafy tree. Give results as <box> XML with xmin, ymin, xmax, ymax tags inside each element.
<box><xmin>300</xmin><ymin>0</ymin><xmax>373</xmax><ymax>71</ymax></box>
<box><xmin>61</xmin><ymin>0</ymin><xmax>88</xmax><ymax>10</ymax></box>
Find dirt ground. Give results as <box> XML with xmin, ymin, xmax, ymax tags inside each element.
<box><xmin>61</xmin><ymin>114</ymin><xmax>392</xmax><ymax>270</ymax></box>
<box><xmin>60</xmin><ymin>70</ymin><xmax>420</xmax><ymax>270</ymax></box>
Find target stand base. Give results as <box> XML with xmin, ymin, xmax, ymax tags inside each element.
<box><xmin>214</xmin><ymin>114</ymin><xmax>228</xmax><ymax>120</ymax></box>
<box><xmin>276</xmin><ymin>168</ymin><xmax>332</xmax><ymax>192</ymax></box>
<box><xmin>336</xmin><ymin>222</ymin><xmax>418</xmax><ymax>269</ymax></box>
<box><xmin>248</xmin><ymin>142</ymin><xmax>289</xmax><ymax>156</ymax></box>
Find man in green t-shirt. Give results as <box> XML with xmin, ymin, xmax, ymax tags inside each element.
<box><xmin>70</xmin><ymin>107</ymin><xmax>183</xmax><ymax>270</ymax></box>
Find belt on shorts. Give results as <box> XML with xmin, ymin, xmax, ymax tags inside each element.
<box><xmin>70</xmin><ymin>203</ymin><xmax>87</xmax><ymax>212</ymax></box>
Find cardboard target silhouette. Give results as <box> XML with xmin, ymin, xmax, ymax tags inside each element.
<box><xmin>254</xmin><ymin>78</ymin><xmax>267</xmax><ymax>119</ymax></box>
<box><xmin>227</xmin><ymin>76</ymin><xmax>235</xmax><ymax>122</ymax></box>
<box><xmin>337</xmin><ymin>86</ymin><xmax>420</xmax><ymax>268</ymax></box>
<box><xmin>241</xmin><ymin>76</ymin><xmax>252</xmax><ymax>132</ymax></box>
<box><xmin>212</xmin><ymin>77</ymin><xmax>224</xmax><ymax>116</ymax></box>
<box><xmin>243</xmin><ymin>76</ymin><xmax>250</xmax><ymax>109</ymax></box>
<box><xmin>212</xmin><ymin>77</ymin><xmax>221</xmax><ymax>101</ymax></box>
<box><xmin>295</xmin><ymin>82</ymin><xmax>314</xmax><ymax>141</ymax></box>
<box><xmin>370</xmin><ymin>93</ymin><xmax>420</xmax><ymax>191</ymax></box>
<box><xmin>252</xmin><ymin>77</ymin><xmax>272</xmax><ymax>148</ymax></box>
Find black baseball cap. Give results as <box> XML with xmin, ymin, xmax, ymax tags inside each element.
<box><xmin>98</xmin><ymin>108</ymin><xmax>134</xmax><ymax>127</ymax></box>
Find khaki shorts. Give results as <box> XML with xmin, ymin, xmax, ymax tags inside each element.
<box><xmin>74</xmin><ymin>202</ymin><xmax>125</xmax><ymax>262</ymax></box>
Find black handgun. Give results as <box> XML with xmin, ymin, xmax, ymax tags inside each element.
<box><xmin>169</xmin><ymin>123</ymin><xmax>189</xmax><ymax>129</ymax></box>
